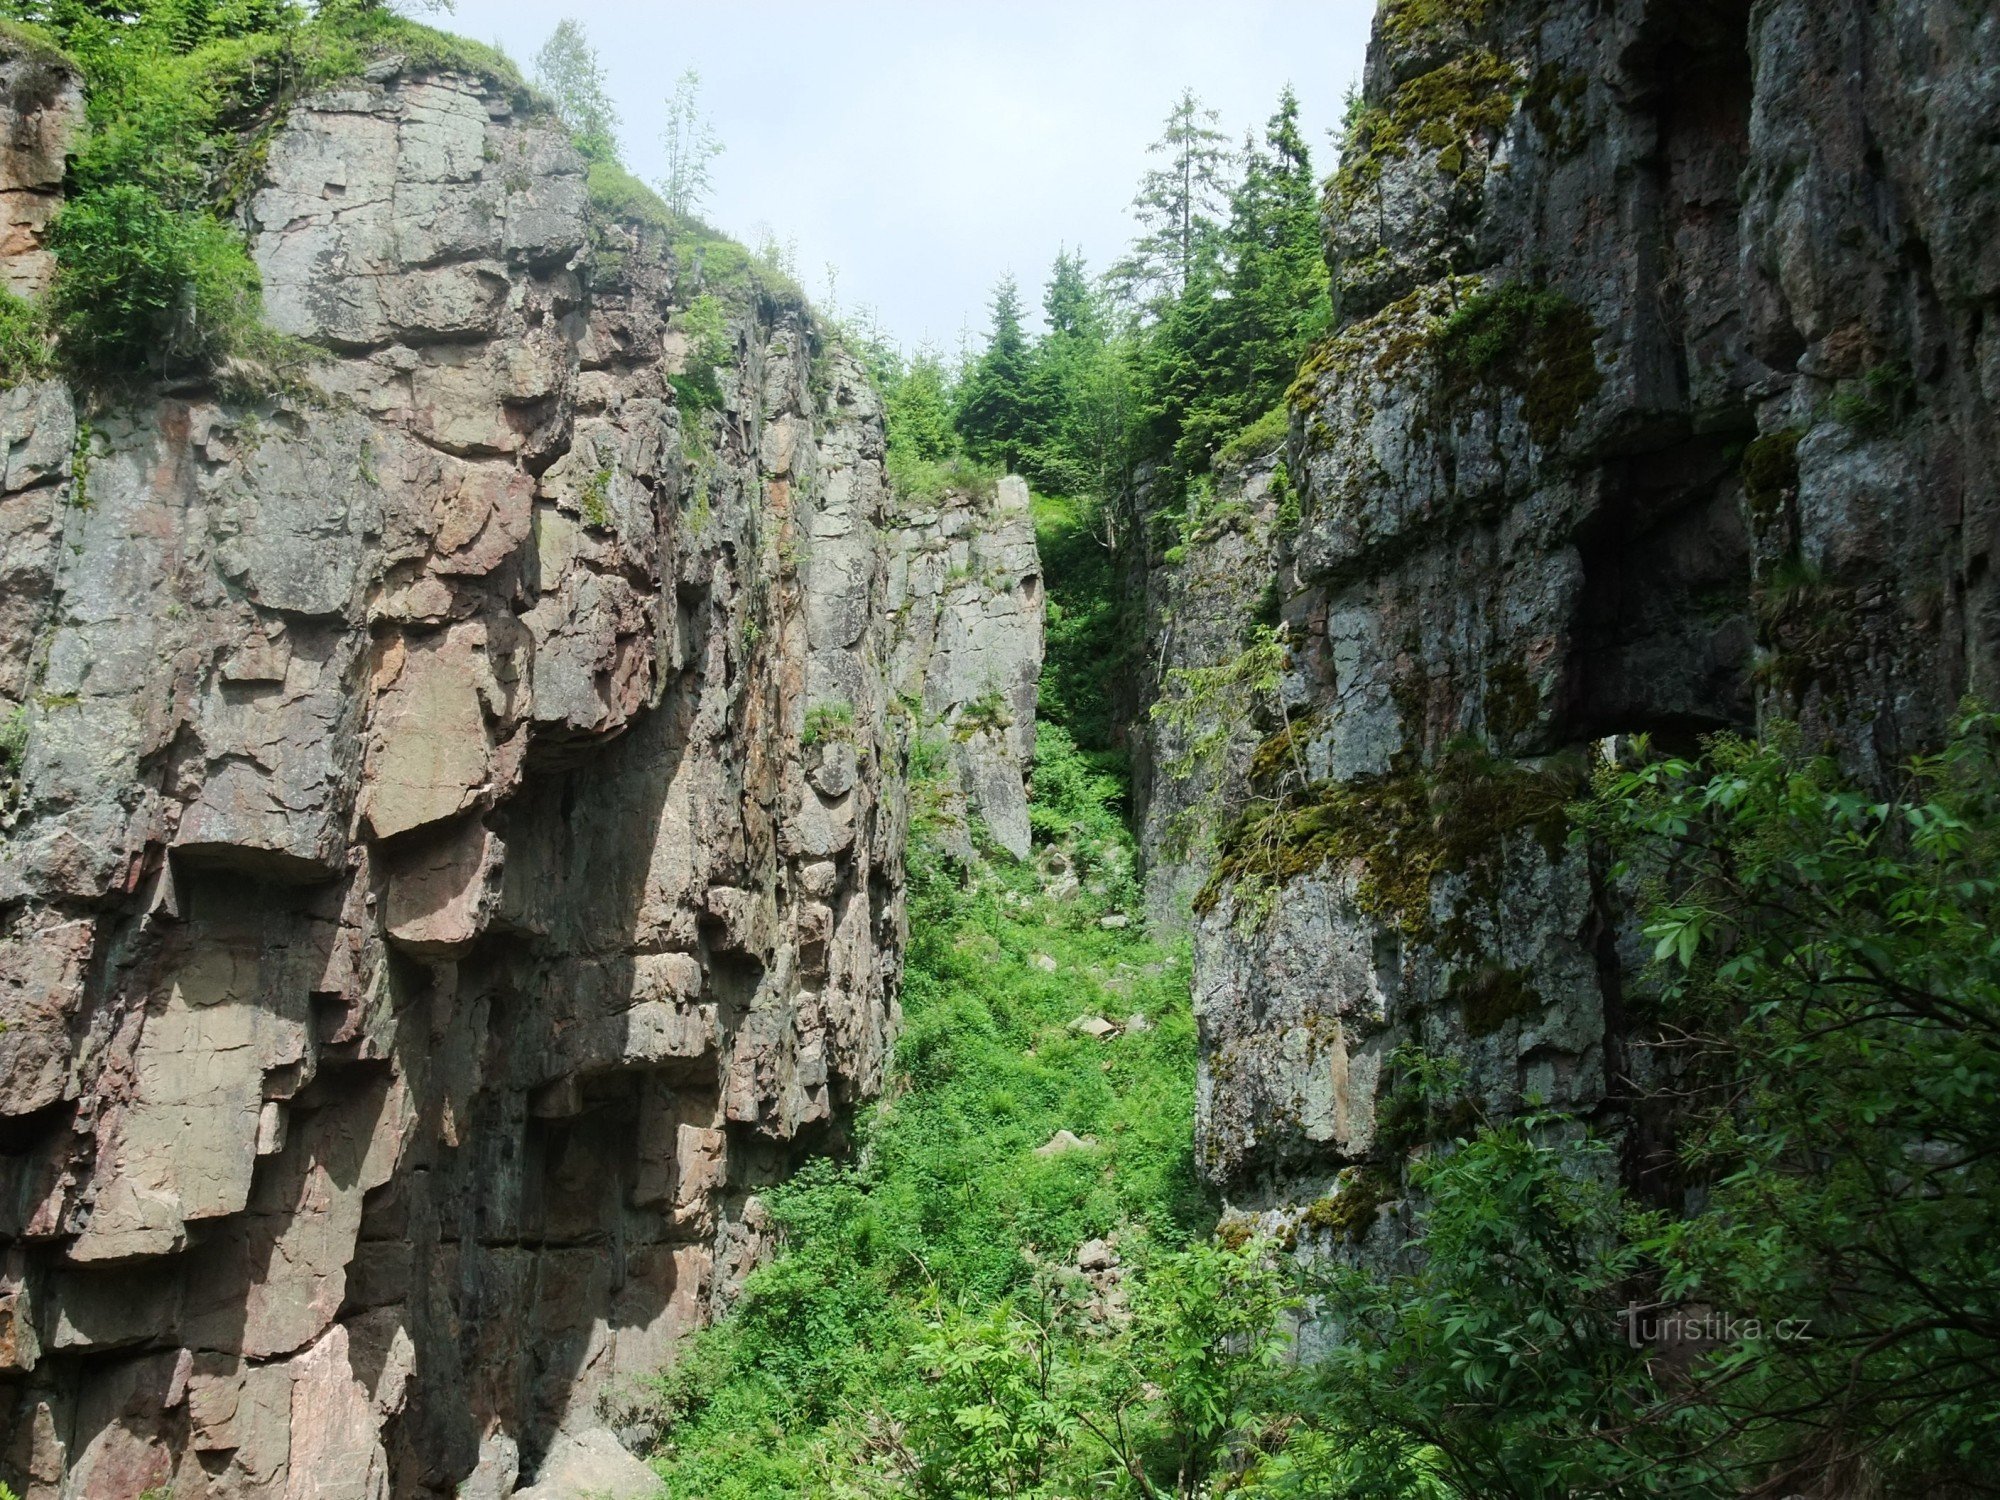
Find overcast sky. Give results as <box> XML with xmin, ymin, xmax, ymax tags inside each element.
<box><xmin>446</xmin><ymin>1</ymin><xmax>1375</xmax><ymax>351</ymax></box>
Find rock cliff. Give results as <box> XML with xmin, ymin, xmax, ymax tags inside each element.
<box><xmin>1151</xmin><ymin>0</ymin><xmax>1998</xmax><ymax>1249</ymax></box>
<box><xmin>0</xmin><ymin>46</ymin><xmax>1038</xmax><ymax>1497</ymax></box>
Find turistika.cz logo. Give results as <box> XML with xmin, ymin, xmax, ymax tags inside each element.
<box><xmin>1619</xmin><ymin>1303</ymin><xmax>1815</xmax><ymax>1350</ymax></box>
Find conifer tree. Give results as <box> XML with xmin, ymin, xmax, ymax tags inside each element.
<box><xmin>1109</xmin><ymin>89</ymin><xmax>1230</xmax><ymax>311</ymax></box>
<box><xmin>886</xmin><ymin>348</ymin><xmax>958</xmax><ymax>466</ymax></box>
<box><xmin>1133</xmin><ymin>85</ymin><xmax>1332</xmax><ymax>474</ymax></box>
<box><xmin>954</xmin><ymin>275</ymin><xmax>1032</xmax><ymax>469</ymax></box>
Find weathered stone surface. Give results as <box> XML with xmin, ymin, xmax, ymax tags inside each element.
<box><xmin>382</xmin><ymin>816</ymin><xmax>504</xmax><ymax>957</ymax></box>
<box><xmin>885</xmin><ymin>473</ymin><xmax>1044</xmax><ymax>858</ymax></box>
<box><xmin>0</xmin><ymin>33</ymin><xmax>81</xmax><ymax>300</ymax></box>
<box><xmin>0</xmin><ymin>55</ymin><xmax>1044</xmax><ymax>1498</ymax></box>
<box><xmin>514</xmin><ymin>1427</ymin><xmax>662</xmax><ymax>1499</ymax></box>
<box><xmin>0</xmin><ymin>912</ymin><xmax>89</xmax><ymax>1118</ymax></box>
<box><xmin>1149</xmin><ymin>0</ymin><xmax>2000</xmax><ymax>1298</ymax></box>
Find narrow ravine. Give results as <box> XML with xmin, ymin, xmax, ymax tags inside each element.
<box><xmin>643</xmin><ymin>494</ymin><xmax>1216</xmax><ymax>1498</ymax></box>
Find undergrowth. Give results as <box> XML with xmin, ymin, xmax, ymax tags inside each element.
<box><xmin>640</xmin><ymin>476</ymin><xmax>1211</xmax><ymax>1497</ymax></box>
<box><xmin>642</xmin><ymin>767</ymin><xmax>1207</xmax><ymax>1498</ymax></box>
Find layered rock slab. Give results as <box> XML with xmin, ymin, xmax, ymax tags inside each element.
<box><xmin>0</xmin><ymin>55</ymin><xmax>1026</xmax><ymax>1498</ymax></box>
<box><xmin>1148</xmin><ymin>0</ymin><xmax>1999</xmax><ymax>1264</ymax></box>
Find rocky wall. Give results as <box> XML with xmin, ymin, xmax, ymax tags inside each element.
<box><xmin>1172</xmin><ymin>0</ymin><xmax>1999</xmax><ymax>1250</ymax></box>
<box><xmin>0</xmin><ymin>48</ymin><xmax>1029</xmax><ymax>1498</ymax></box>
<box><xmin>884</xmin><ymin>474</ymin><xmax>1044</xmax><ymax>861</ymax></box>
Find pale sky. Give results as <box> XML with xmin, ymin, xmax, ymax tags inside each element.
<box><xmin>446</xmin><ymin>1</ymin><xmax>1376</xmax><ymax>351</ymax></box>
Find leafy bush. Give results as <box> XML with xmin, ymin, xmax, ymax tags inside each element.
<box><xmin>0</xmin><ymin>289</ymin><xmax>53</xmax><ymax>387</ymax></box>
<box><xmin>668</xmin><ymin>292</ymin><xmax>730</xmax><ymax>413</ymax></box>
<box><xmin>1285</xmin><ymin>711</ymin><xmax>2000</xmax><ymax>1498</ymax></box>
<box><xmin>5</xmin><ymin>0</ymin><xmax>529</xmax><ymax>380</ymax></box>
<box><xmin>47</xmin><ymin>183</ymin><xmax>259</xmax><ymax>369</ymax></box>
<box><xmin>1577</xmin><ymin>710</ymin><xmax>2000</xmax><ymax>1492</ymax></box>
<box><xmin>647</xmin><ymin>746</ymin><xmax>1208</xmax><ymax>1495</ymax></box>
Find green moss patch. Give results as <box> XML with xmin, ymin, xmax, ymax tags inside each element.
<box><xmin>1214</xmin><ymin>402</ymin><xmax>1289</xmax><ymax>469</ymax></box>
<box><xmin>1196</xmin><ymin>744</ymin><xmax>1581</xmax><ymax>933</ymax></box>
<box><xmin>1329</xmin><ymin>50</ymin><xmax>1522</xmax><ymax>217</ymax></box>
<box><xmin>1437</xmin><ymin>282</ymin><xmax>1603</xmax><ymax>446</ymax></box>
<box><xmin>1742</xmin><ymin>428</ymin><xmax>1803</xmax><ymax>540</ymax></box>
<box><xmin>1302</xmin><ymin>1165</ymin><xmax>1397</xmax><ymax>1244</ymax></box>
<box><xmin>1378</xmin><ymin>0</ymin><xmax>1487</xmax><ymax>48</ymax></box>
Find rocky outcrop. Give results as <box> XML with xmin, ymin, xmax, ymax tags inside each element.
<box><xmin>1131</xmin><ymin>449</ymin><xmax>1287</xmax><ymax>928</ymax></box>
<box><xmin>0</xmin><ymin>52</ymin><xmax>1032</xmax><ymax>1497</ymax></box>
<box><xmin>0</xmin><ymin>29</ymin><xmax>81</xmax><ymax>303</ymax></box>
<box><xmin>1165</xmin><ymin>0</ymin><xmax>1999</xmax><ymax>1250</ymax></box>
<box><xmin>885</xmin><ymin>474</ymin><xmax>1043</xmax><ymax>860</ymax></box>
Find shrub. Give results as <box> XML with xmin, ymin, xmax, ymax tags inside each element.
<box><xmin>47</xmin><ymin>184</ymin><xmax>260</xmax><ymax>371</ymax></box>
<box><xmin>0</xmin><ymin>289</ymin><xmax>52</xmax><ymax>387</ymax></box>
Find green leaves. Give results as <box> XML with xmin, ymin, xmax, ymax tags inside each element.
<box><xmin>1573</xmin><ymin>707</ymin><xmax>2000</xmax><ymax>1492</ymax></box>
<box><xmin>46</xmin><ymin>182</ymin><xmax>261</xmax><ymax>371</ymax></box>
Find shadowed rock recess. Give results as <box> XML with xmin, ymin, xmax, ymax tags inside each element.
<box><xmin>0</xmin><ymin>50</ymin><xmax>1041</xmax><ymax>1497</ymax></box>
<box><xmin>1134</xmin><ymin>0</ymin><xmax>1998</xmax><ymax>1259</ymax></box>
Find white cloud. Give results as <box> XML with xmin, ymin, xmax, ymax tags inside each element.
<box><xmin>447</xmin><ymin>0</ymin><xmax>1374</xmax><ymax>347</ymax></box>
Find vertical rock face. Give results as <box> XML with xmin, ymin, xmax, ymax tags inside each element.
<box><xmin>885</xmin><ymin>474</ymin><xmax>1045</xmax><ymax>859</ymax></box>
<box><xmin>0</xmin><ymin>55</ymin><xmax>1034</xmax><ymax>1497</ymax></box>
<box><xmin>1163</xmin><ymin>0</ymin><xmax>1998</xmax><ymax>1246</ymax></box>
<box><xmin>0</xmin><ymin>31</ymin><xmax>81</xmax><ymax>303</ymax></box>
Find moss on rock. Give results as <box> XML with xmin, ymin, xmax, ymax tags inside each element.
<box><xmin>1329</xmin><ymin>51</ymin><xmax>1523</xmax><ymax>218</ymax></box>
<box><xmin>1302</xmin><ymin>1165</ymin><xmax>1397</xmax><ymax>1244</ymax></box>
<box><xmin>1378</xmin><ymin>0</ymin><xmax>1488</xmax><ymax>49</ymax></box>
<box><xmin>1742</xmin><ymin>428</ymin><xmax>1803</xmax><ymax>541</ymax></box>
<box><xmin>1195</xmin><ymin>743</ymin><xmax>1581</xmax><ymax>934</ymax></box>
<box><xmin>1436</xmin><ymin>281</ymin><xmax>1602</xmax><ymax>446</ymax></box>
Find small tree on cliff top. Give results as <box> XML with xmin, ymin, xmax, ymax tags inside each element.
<box><xmin>534</xmin><ymin>18</ymin><xmax>620</xmax><ymax>165</ymax></box>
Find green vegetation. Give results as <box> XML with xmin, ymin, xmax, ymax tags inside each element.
<box><xmin>0</xmin><ymin>703</ymin><xmax>27</xmax><ymax>821</ymax></box>
<box><xmin>643</xmin><ymin>738</ymin><xmax>1213</xmax><ymax>1495</ymax></box>
<box><xmin>891</xmin><ymin>83</ymin><xmax>1328</xmax><ymax>527</ymax></box>
<box><xmin>0</xmin><ymin>288</ymin><xmax>52</xmax><ymax>388</ymax></box>
<box><xmin>2</xmin><ymin>0</ymin><xmax>523</xmax><ymax>384</ymax></box>
<box><xmin>1828</xmin><ymin>359</ymin><xmax>1916</xmax><ymax>437</ymax></box>
<box><xmin>1435</xmin><ymin>281</ymin><xmax>1601</xmax><ymax>446</ymax></box>
<box><xmin>533</xmin><ymin>24</ymin><xmax>804</xmax><ymax>315</ymax></box>
<box><xmin>578</xmin><ymin>468</ymin><xmax>613</xmax><ymax>530</ymax></box>
<box><xmin>1193</xmin><ymin>740</ymin><xmax>1578</xmax><ymax>934</ymax></box>
<box><xmin>1329</xmin><ymin>49</ymin><xmax>1521</xmax><ymax>213</ymax></box>
<box><xmin>800</xmin><ymin>700</ymin><xmax>855</xmax><ymax>749</ymax></box>
<box><xmin>668</xmin><ymin>292</ymin><xmax>730</xmax><ymax>413</ymax></box>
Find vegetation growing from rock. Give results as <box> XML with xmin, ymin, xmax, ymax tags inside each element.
<box><xmin>1</xmin><ymin>0</ymin><xmax>526</xmax><ymax>380</ymax></box>
<box><xmin>1328</xmin><ymin>50</ymin><xmax>1521</xmax><ymax>213</ymax></box>
<box><xmin>642</xmin><ymin>673</ymin><xmax>1215</xmax><ymax>1500</ymax></box>
<box><xmin>1434</xmin><ymin>281</ymin><xmax>1602</xmax><ymax>445</ymax></box>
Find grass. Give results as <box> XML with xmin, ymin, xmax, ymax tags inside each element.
<box><xmin>0</xmin><ymin>289</ymin><xmax>53</xmax><ymax>388</ymax></box>
<box><xmin>885</xmin><ymin>450</ymin><xmax>1001</xmax><ymax>507</ymax></box>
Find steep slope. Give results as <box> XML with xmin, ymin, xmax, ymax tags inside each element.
<box><xmin>0</xmin><ymin>38</ymin><xmax>1039</xmax><ymax>1499</ymax></box>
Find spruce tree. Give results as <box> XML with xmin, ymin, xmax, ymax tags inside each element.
<box><xmin>1109</xmin><ymin>89</ymin><xmax>1231</xmax><ymax>312</ymax></box>
<box><xmin>1158</xmin><ymin>85</ymin><xmax>1331</xmax><ymax>472</ymax></box>
<box><xmin>954</xmin><ymin>275</ymin><xmax>1033</xmax><ymax>470</ymax></box>
<box><xmin>887</xmin><ymin>349</ymin><xmax>958</xmax><ymax>466</ymax></box>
